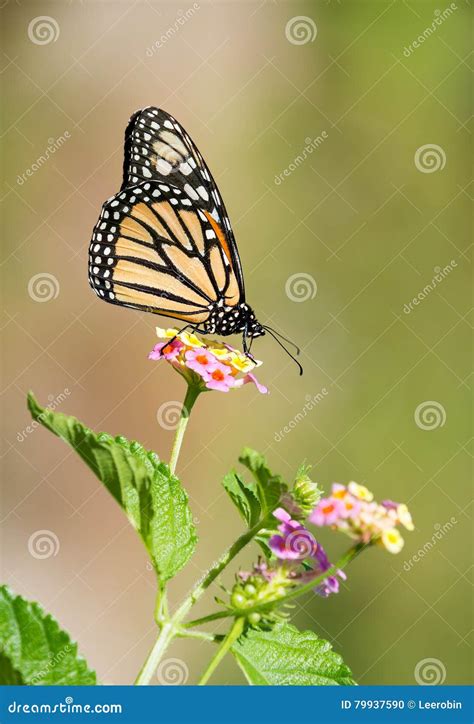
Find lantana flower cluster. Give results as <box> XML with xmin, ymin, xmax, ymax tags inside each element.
<box><xmin>268</xmin><ymin>508</ymin><xmax>347</xmax><ymax>598</ymax></box>
<box><xmin>227</xmin><ymin>474</ymin><xmax>414</xmax><ymax>628</ymax></box>
<box><xmin>310</xmin><ymin>482</ymin><xmax>414</xmax><ymax>554</ymax></box>
<box><xmin>149</xmin><ymin>327</ymin><xmax>268</xmax><ymax>394</ymax></box>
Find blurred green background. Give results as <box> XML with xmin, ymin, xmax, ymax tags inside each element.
<box><xmin>1</xmin><ymin>0</ymin><xmax>471</xmax><ymax>686</ymax></box>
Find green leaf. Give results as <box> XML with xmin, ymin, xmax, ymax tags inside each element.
<box><xmin>238</xmin><ymin>448</ymin><xmax>287</xmax><ymax>516</ymax></box>
<box><xmin>0</xmin><ymin>585</ymin><xmax>96</xmax><ymax>685</ymax></box>
<box><xmin>232</xmin><ymin>623</ymin><xmax>356</xmax><ymax>686</ymax></box>
<box><xmin>27</xmin><ymin>392</ymin><xmax>197</xmax><ymax>583</ymax></box>
<box><xmin>222</xmin><ymin>471</ymin><xmax>261</xmax><ymax>527</ymax></box>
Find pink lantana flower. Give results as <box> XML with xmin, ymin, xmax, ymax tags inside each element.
<box><xmin>269</xmin><ymin>508</ymin><xmax>318</xmax><ymax>561</ymax></box>
<box><xmin>309</xmin><ymin>497</ymin><xmax>343</xmax><ymax>526</ymax></box>
<box><xmin>149</xmin><ymin>327</ymin><xmax>268</xmax><ymax>394</ymax></box>
<box><xmin>148</xmin><ymin>339</ymin><xmax>184</xmax><ymax>361</ymax></box>
<box><xmin>184</xmin><ymin>348</ymin><xmax>219</xmax><ymax>377</ymax></box>
<box><xmin>202</xmin><ymin>361</ymin><xmax>236</xmax><ymax>392</ymax></box>
<box><xmin>308</xmin><ymin>482</ymin><xmax>414</xmax><ymax>554</ymax></box>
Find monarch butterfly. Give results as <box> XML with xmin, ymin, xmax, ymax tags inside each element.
<box><xmin>88</xmin><ymin>107</ymin><xmax>301</xmax><ymax>372</ymax></box>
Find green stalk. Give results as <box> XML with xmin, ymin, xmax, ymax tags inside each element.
<box><xmin>169</xmin><ymin>383</ymin><xmax>201</xmax><ymax>475</ymax></box>
<box><xmin>172</xmin><ymin>516</ymin><xmax>272</xmax><ymax>622</ymax></box>
<box><xmin>197</xmin><ymin>618</ymin><xmax>245</xmax><ymax>685</ymax></box>
<box><xmin>184</xmin><ymin>541</ymin><xmax>368</xmax><ymax>625</ymax></box>
<box><xmin>134</xmin><ymin>622</ymin><xmax>175</xmax><ymax>686</ymax></box>
<box><xmin>135</xmin><ymin>511</ymin><xmax>270</xmax><ymax>684</ymax></box>
<box><xmin>183</xmin><ymin>611</ymin><xmax>232</xmax><ymax>629</ymax></box>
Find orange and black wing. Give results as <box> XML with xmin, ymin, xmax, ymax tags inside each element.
<box><xmin>121</xmin><ymin>106</ymin><xmax>245</xmax><ymax>295</ymax></box>
<box><xmin>88</xmin><ymin>182</ymin><xmax>242</xmax><ymax>322</ymax></box>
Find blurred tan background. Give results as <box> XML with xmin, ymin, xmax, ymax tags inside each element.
<box><xmin>1</xmin><ymin>0</ymin><xmax>472</xmax><ymax>686</ymax></box>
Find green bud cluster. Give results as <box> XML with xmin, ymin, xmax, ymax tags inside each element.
<box><xmin>228</xmin><ymin>568</ymin><xmax>295</xmax><ymax>629</ymax></box>
<box><xmin>292</xmin><ymin>465</ymin><xmax>323</xmax><ymax>515</ymax></box>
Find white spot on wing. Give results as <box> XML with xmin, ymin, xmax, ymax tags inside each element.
<box><xmin>156</xmin><ymin>159</ymin><xmax>172</xmax><ymax>174</ymax></box>
<box><xmin>180</xmin><ymin>162</ymin><xmax>192</xmax><ymax>175</ymax></box>
<box><xmin>184</xmin><ymin>183</ymin><xmax>199</xmax><ymax>201</ymax></box>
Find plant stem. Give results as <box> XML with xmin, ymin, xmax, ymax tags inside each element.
<box><xmin>134</xmin><ymin>515</ymin><xmax>270</xmax><ymax>684</ymax></box>
<box><xmin>173</xmin><ymin>516</ymin><xmax>271</xmax><ymax>622</ymax></box>
<box><xmin>197</xmin><ymin>618</ymin><xmax>245</xmax><ymax>685</ymax></box>
<box><xmin>183</xmin><ymin>541</ymin><xmax>369</xmax><ymax>625</ymax></box>
<box><xmin>183</xmin><ymin>611</ymin><xmax>232</xmax><ymax>629</ymax></box>
<box><xmin>169</xmin><ymin>384</ymin><xmax>201</xmax><ymax>475</ymax></box>
<box><xmin>175</xmin><ymin>628</ymin><xmax>222</xmax><ymax>643</ymax></box>
<box><xmin>134</xmin><ymin>622</ymin><xmax>175</xmax><ymax>686</ymax></box>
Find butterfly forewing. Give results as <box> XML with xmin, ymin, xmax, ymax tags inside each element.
<box><xmin>121</xmin><ymin>107</ymin><xmax>244</xmax><ymax>291</ymax></box>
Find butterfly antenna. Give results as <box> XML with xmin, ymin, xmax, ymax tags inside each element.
<box><xmin>263</xmin><ymin>325</ymin><xmax>300</xmax><ymax>355</ymax></box>
<box><xmin>264</xmin><ymin>327</ymin><xmax>303</xmax><ymax>376</ymax></box>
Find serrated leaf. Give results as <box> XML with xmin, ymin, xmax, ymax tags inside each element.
<box><xmin>232</xmin><ymin>623</ymin><xmax>356</xmax><ymax>686</ymax></box>
<box><xmin>238</xmin><ymin>448</ymin><xmax>287</xmax><ymax>515</ymax></box>
<box><xmin>222</xmin><ymin>471</ymin><xmax>261</xmax><ymax>527</ymax></box>
<box><xmin>27</xmin><ymin>392</ymin><xmax>196</xmax><ymax>583</ymax></box>
<box><xmin>0</xmin><ymin>586</ymin><xmax>96</xmax><ymax>685</ymax></box>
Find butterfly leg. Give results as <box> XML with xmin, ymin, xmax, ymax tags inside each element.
<box><xmin>242</xmin><ymin>331</ymin><xmax>256</xmax><ymax>363</ymax></box>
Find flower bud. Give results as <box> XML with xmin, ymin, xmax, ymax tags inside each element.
<box><xmin>292</xmin><ymin>466</ymin><xmax>322</xmax><ymax>515</ymax></box>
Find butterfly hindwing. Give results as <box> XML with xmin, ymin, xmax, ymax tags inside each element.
<box><xmin>88</xmin><ymin>181</ymin><xmax>241</xmax><ymax>322</ymax></box>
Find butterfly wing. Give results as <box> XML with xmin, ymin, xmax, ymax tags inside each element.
<box><xmin>88</xmin><ymin>181</ymin><xmax>242</xmax><ymax>322</ymax></box>
<box><xmin>121</xmin><ymin>106</ymin><xmax>245</xmax><ymax>295</ymax></box>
